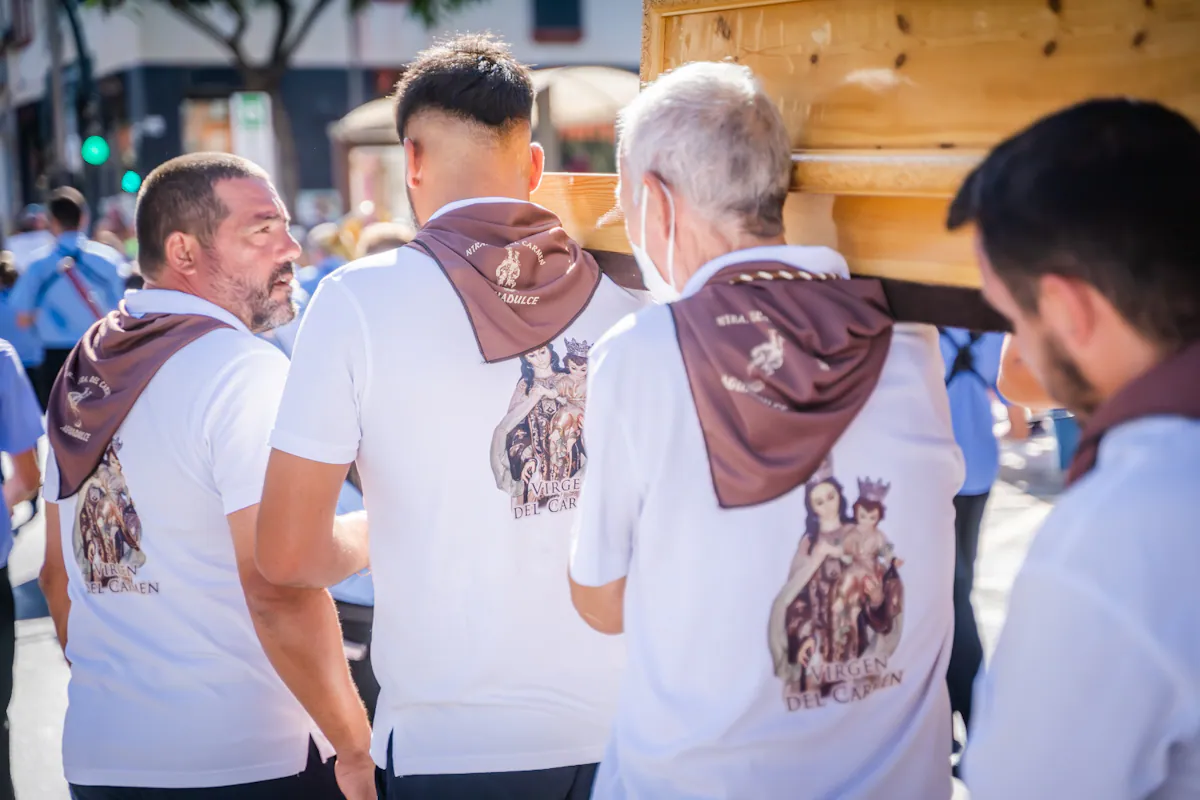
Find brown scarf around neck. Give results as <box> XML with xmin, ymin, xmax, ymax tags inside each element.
<box><xmin>672</xmin><ymin>261</ymin><xmax>895</xmax><ymax>509</ymax></box>
<box><xmin>409</xmin><ymin>201</ymin><xmax>601</xmax><ymax>363</ymax></box>
<box><xmin>48</xmin><ymin>302</ymin><xmax>232</xmax><ymax>498</ymax></box>
<box><xmin>1066</xmin><ymin>339</ymin><xmax>1200</xmax><ymax>486</ymax></box>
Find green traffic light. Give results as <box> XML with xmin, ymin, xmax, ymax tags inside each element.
<box><xmin>81</xmin><ymin>136</ymin><xmax>109</xmax><ymax>166</ymax></box>
<box><xmin>121</xmin><ymin>171</ymin><xmax>142</xmax><ymax>193</ymax></box>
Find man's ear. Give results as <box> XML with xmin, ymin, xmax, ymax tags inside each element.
<box><xmin>529</xmin><ymin>142</ymin><xmax>546</xmax><ymax>195</ymax></box>
<box><xmin>641</xmin><ymin>174</ymin><xmax>672</xmax><ymax>244</ymax></box>
<box><xmin>164</xmin><ymin>231</ymin><xmax>200</xmax><ymax>277</ymax></box>
<box><xmin>1038</xmin><ymin>274</ymin><xmax>1097</xmax><ymax>350</ymax></box>
<box><xmin>404</xmin><ymin>138</ymin><xmax>420</xmax><ymax>189</ymax></box>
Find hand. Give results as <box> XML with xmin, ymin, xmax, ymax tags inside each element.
<box><xmin>335</xmin><ymin>749</ymin><xmax>377</xmax><ymax>800</ymax></box>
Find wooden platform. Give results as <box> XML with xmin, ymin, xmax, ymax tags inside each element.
<box><xmin>533</xmin><ymin>0</ymin><xmax>1200</xmax><ymax>287</ymax></box>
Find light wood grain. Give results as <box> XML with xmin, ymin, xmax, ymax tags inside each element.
<box><xmin>647</xmin><ymin>0</ymin><xmax>1200</xmax><ymax>150</ymax></box>
<box><xmin>532</xmin><ymin>172</ymin><xmax>981</xmax><ymax>286</ymax></box>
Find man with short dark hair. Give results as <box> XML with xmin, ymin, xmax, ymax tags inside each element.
<box><xmin>257</xmin><ymin>34</ymin><xmax>643</xmax><ymax>798</ymax></box>
<box><xmin>9</xmin><ymin>187</ymin><xmax>127</xmax><ymax>406</ymax></box>
<box><xmin>38</xmin><ymin>152</ymin><xmax>361</xmax><ymax>799</ymax></box>
<box><xmin>951</xmin><ymin>98</ymin><xmax>1200</xmax><ymax>798</ymax></box>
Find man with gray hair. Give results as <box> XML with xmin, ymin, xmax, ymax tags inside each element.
<box><xmin>569</xmin><ymin>61</ymin><xmax>962</xmax><ymax>797</ymax></box>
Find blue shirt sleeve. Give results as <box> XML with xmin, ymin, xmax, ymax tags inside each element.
<box><xmin>8</xmin><ymin>254</ymin><xmax>52</xmax><ymax>316</ymax></box>
<box><xmin>0</xmin><ymin>342</ymin><xmax>44</xmax><ymax>455</ymax></box>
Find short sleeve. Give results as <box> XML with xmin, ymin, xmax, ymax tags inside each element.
<box><xmin>205</xmin><ymin>346</ymin><xmax>291</xmax><ymax>515</ymax></box>
<box><xmin>569</xmin><ymin>331</ymin><xmax>641</xmax><ymax>587</ymax></box>
<box><xmin>42</xmin><ymin>444</ymin><xmax>60</xmax><ymax>504</ymax></box>
<box><xmin>0</xmin><ymin>344</ymin><xmax>43</xmax><ymax>456</ymax></box>
<box><xmin>269</xmin><ymin>278</ymin><xmax>368</xmax><ymax>465</ymax></box>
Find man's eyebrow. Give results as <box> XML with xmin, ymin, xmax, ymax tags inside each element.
<box><xmin>250</xmin><ymin>209</ymin><xmax>291</xmax><ymax>225</ymax></box>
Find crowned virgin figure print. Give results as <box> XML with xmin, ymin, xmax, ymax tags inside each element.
<box><xmin>73</xmin><ymin>438</ymin><xmax>157</xmax><ymax>595</ymax></box>
<box><xmin>767</xmin><ymin>457</ymin><xmax>905</xmax><ymax>709</ymax></box>
<box><xmin>490</xmin><ymin>338</ymin><xmax>590</xmax><ymax>519</ymax></box>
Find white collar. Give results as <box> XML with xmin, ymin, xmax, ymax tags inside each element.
<box><xmin>123</xmin><ymin>289</ymin><xmax>249</xmax><ymax>334</ymax></box>
<box><xmin>680</xmin><ymin>245</ymin><xmax>851</xmax><ymax>299</ymax></box>
<box><xmin>428</xmin><ymin>196</ymin><xmax>536</xmax><ymax>223</ymax></box>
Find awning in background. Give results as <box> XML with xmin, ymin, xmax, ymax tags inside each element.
<box><xmin>329</xmin><ymin>65</ymin><xmax>640</xmax><ymax>148</ymax></box>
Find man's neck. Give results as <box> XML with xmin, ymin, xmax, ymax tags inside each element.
<box><xmin>422</xmin><ymin>185</ymin><xmax>529</xmax><ymax>224</ymax></box>
<box><xmin>142</xmin><ymin>277</ymin><xmax>252</xmax><ymax>330</ymax></box>
<box><xmin>678</xmin><ymin>231</ymin><xmax>789</xmax><ymax>289</ymax></box>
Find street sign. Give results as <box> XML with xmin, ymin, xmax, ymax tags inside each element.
<box><xmin>229</xmin><ymin>91</ymin><xmax>278</xmax><ymax>180</ymax></box>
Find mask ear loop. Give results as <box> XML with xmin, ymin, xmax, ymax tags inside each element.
<box><xmin>663</xmin><ymin>185</ymin><xmax>676</xmax><ymax>291</ymax></box>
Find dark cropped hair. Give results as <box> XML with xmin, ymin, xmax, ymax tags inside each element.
<box><xmin>393</xmin><ymin>33</ymin><xmax>534</xmax><ymax>139</ymax></box>
<box><xmin>47</xmin><ymin>186</ymin><xmax>86</xmax><ymax>231</ymax></box>
<box><xmin>135</xmin><ymin>153</ymin><xmax>267</xmax><ymax>280</ymax></box>
<box><xmin>948</xmin><ymin>98</ymin><xmax>1200</xmax><ymax>350</ymax></box>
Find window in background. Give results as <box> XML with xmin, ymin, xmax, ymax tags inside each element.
<box><xmin>533</xmin><ymin>0</ymin><xmax>582</xmax><ymax>43</ymax></box>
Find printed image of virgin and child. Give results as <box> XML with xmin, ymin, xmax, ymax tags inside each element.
<box><xmin>768</xmin><ymin>457</ymin><xmax>905</xmax><ymax>697</ymax></box>
<box><xmin>491</xmin><ymin>339</ymin><xmax>590</xmax><ymax>506</ymax></box>
<box><xmin>74</xmin><ymin>439</ymin><xmax>146</xmax><ymax>588</ymax></box>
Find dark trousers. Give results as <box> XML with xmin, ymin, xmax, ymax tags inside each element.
<box><xmin>0</xmin><ymin>568</ymin><xmax>15</xmax><ymax>800</ymax></box>
<box><xmin>948</xmin><ymin>491</ymin><xmax>989</xmax><ymax>737</ymax></box>
<box><xmin>378</xmin><ymin>736</ymin><xmax>597</xmax><ymax>800</ymax></box>
<box><xmin>34</xmin><ymin>348</ymin><xmax>72</xmax><ymax>410</ymax></box>
<box><xmin>69</xmin><ymin>739</ymin><xmax>338</xmax><ymax>799</ymax></box>
<box><xmin>335</xmin><ymin>600</ymin><xmax>380</xmax><ymax>723</ymax></box>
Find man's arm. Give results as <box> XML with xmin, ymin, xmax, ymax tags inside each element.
<box><xmin>231</xmin><ymin>504</ymin><xmax>375</xmax><ymax>799</ymax></box>
<box><xmin>39</xmin><ymin>502</ymin><xmax>71</xmax><ymax>654</ymax></box>
<box><xmin>568</xmin><ymin>574</ymin><xmax>626</xmax><ymax>635</ymax></box>
<box><xmin>8</xmin><ymin>257</ymin><xmax>45</xmax><ymax>328</ymax></box>
<box><xmin>256</xmin><ymin>450</ymin><xmax>368</xmax><ymax>588</ymax></box>
<box><xmin>567</xmin><ymin>330</ymin><xmax>641</xmax><ymax>636</ymax></box>
<box><xmin>3</xmin><ymin>448</ymin><xmax>39</xmax><ymax>510</ymax></box>
<box><xmin>965</xmin><ymin>567</ymin><xmax>1184</xmax><ymax>799</ymax></box>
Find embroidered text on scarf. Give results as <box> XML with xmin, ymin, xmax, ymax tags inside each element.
<box><xmin>409</xmin><ymin>201</ymin><xmax>602</xmax><ymax>363</ymax></box>
<box><xmin>48</xmin><ymin>303</ymin><xmax>231</xmax><ymax>498</ymax></box>
<box><xmin>672</xmin><ymin>261</ymin><xmax>895</xmax><ymax>509</ymax></box>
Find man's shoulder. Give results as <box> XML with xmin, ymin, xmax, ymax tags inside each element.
<box><xmin>591</xmin><ymin>302</ymin><xmax>676</xmax><ymax>368</ymax></box>
<box><xmin>80</xmin><ymin>240</ymin><xmax>125</xmax><ymax>269</ymax></box>
<box><xmin>171</xmin><ymin>326</ymin><xmax>289</xmax><ymax>383</ymax></box>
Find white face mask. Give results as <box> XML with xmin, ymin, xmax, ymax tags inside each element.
<box><xmin>630</xmin><ymin>182</ymin><xmax>680</xmax><ymax>303</ymax></box>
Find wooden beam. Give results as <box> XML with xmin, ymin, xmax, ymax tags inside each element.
<box><xmin>532</xmin><ymin>172</ymin><xmax>982</xmax><ymax>287</ymax></box>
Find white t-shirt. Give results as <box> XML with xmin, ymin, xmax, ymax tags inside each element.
<box><xmin>44</xmin><ymin>289</ymin><xmax>330</xmax><ymax>789</ymax></box>
<box><xmin>570</xmin><ymin>245</ymin><xmax>963</xmax><ymax>800</ymax></box>
<box><xmin>965</xmin><ymin>416</ymin><xmax>1200</xmax><ymax>799</ymax></box>
<box><xmin>270</xmin><ymin>198</ymin><xmax>646</xmax><ymax>777</ymax></box>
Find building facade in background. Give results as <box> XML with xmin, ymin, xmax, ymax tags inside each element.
<box><xmin>0</xmin><ymin>0</ymin><xmax>640</xmax><ymax>231</ymax></box>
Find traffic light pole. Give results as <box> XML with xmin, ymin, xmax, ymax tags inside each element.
<box><xmin>45</xmin><ymin>0</ymin><xmax>68</xmax><ymax>186</ymax></box>
<box><xmin>60</xmin><ymin>0</ymin><xmax>105</xmax><ymax>226</ymax></box>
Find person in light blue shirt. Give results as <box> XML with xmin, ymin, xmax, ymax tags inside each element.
<box><xmin>0</xmin><ymin>338</ymin><xmax>45</xmax><ymax>800</ymax></box>
<box><xmin>0</xmin><ymin>252</ymin><xmax>44</xmax><ymax>375</ymax></box>
<box><xmin>939</xmin><ymin>327</ymin><xmax>1005</xmax><ymax>752</ymax></box>
<box><xmin>8</xmin><ymin>187</ymin><xmax>127</xmax><ymax>408</ymax></box>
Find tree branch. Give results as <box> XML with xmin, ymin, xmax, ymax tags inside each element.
<box><xmin>166</xmin><ymin>0</ymin><xmax>247</xmax><ymax>66</ymax></box>
<box><xmin>282</xmin><ymin>0</ymin><xmax>335</xmax><ymax>63</ymax></box>
<box><xmin>266</xmin><ymin>0</ymin><xmax>293</xmax><ymax>69</ymax></box>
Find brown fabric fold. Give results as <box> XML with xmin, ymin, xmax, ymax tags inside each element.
<box><xmin>48</xmin><ymin>303</ymin><xmax>232</xmax><ymax>498</ymax></box>
<box><xmin>410</xmin><ymin>201</ymin><xmax>601</xmax><ymax>363</ymax></box>
<box><xmin>1065</xmin><ymin>339</ymin><xmax>1200</xmax><ymax>486</ymax></box>
<box><xmin>672</xmin><ymin>261</ymin><xmax>895</xmax><ymax>509</ymax></box>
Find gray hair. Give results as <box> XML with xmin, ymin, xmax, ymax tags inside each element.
<box><xmin>617</xmin><ymin>61</ymin><xmax>792</xmax><ymax>236</ymax></box>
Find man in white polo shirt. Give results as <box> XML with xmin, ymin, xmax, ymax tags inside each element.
<box><xmin>568</xmin><ymin>62</ymin><xmax>963</xmax><ymax>799</ymax></box>
<box><xmin>952</xmin><ymin>100</ymin><xmax>1200</xmax><ymax>798</ymax></box>
<box><xmin>256</xmin><ymin>35</ymin><xmax>643</xmax><ymax>799</ymax></box>
<box><xmin>37</xmin><ymin>153</ymin><xmax>367</xmax><ymax>799</ymax></box>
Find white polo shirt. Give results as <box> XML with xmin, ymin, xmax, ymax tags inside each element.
<box><xmin>965</xmin><ymin>416</ymin><xmax>1200</xmax><ymax>799</ymax></box>
<box><xmin>44</xmin><ymin>289</ymin><xmax>330</xmax><ymax>789</ymax></box>
<box><xmin>570</xmin><ymin>245</ymin><xmax>963</xmax><ymax>800</ymax></box>
<box><xmin>270</xmin><ymin>198</ymin><xmax>646</xmax><ymax>777</ymax></box>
